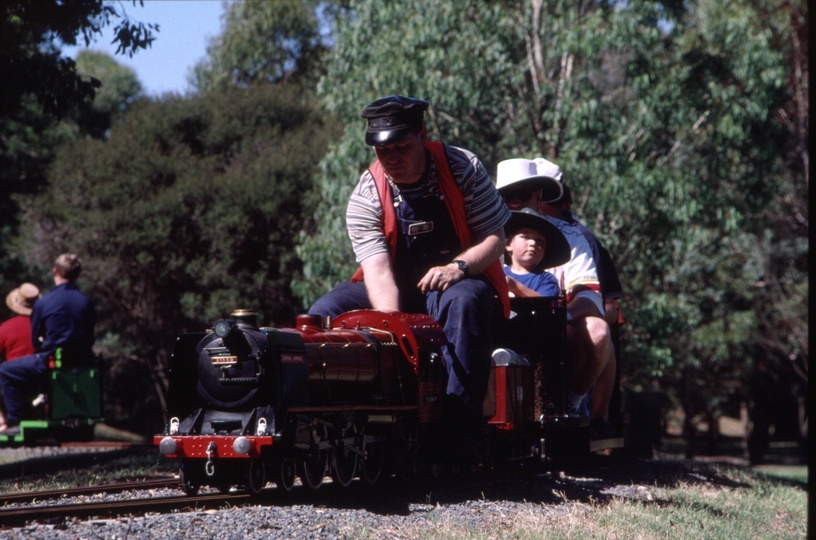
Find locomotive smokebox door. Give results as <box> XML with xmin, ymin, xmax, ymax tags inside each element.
<box><xmin>196</xmin><ymin>323</ymin><xmax>265</xmax><ymax>410</ymax></box>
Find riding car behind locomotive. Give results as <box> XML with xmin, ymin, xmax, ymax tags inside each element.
<box><xmin>0</xmin><ymin>348</ymin><xmax>102</xmax><ymax>446</ymax></box>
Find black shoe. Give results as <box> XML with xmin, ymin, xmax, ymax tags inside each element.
<box><xmin>590</xmin><ymin>418</ymin><xmax>617</xmax><ymax>440</ymax></box>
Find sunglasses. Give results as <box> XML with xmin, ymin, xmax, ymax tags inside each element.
<box><xmin>501</xmin><ymin>187</ymin><xmax>539</xmax><ymax>202</ymax></box>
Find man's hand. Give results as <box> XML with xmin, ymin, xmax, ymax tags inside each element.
<box><xmin>418</xmin><ymin>263</ymin><xmax>465</xmax><ymax>294</ymax></box>
<box><xmin>416</xmin><ymin>227</ymin><xmax>506</xmax><ymax>294</ymax></box>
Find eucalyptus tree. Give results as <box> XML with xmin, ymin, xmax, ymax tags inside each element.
<box><xmin>192</xmin><ymin>0</ymin><xmax>338</xmax><ymax>92</ymax></box>
<box><xmin>74</xmin><ymin>50</ymin><xmax>143</xmax><ymax>137</ymax></box>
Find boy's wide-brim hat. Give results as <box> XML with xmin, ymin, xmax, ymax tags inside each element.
<box><xmin>505</xmin><ymin>208</ymin><xmax>571</xmax><ymax>269</ymax></box>
<box><xmin>361</xmin><ymin>95</ymin><xmax>429</xmax><ymax>146</ymax></box>
<box><xmin>5</xmin><ymin>283</ymin><xmax>40</xmax><ymax>316</ymax></box>
<box><xmin>496</xmin><ymin>158</ymin><xmax>564</xmax><ymax>203</ymax></box>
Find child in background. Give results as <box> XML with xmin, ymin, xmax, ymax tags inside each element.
<box><xmin>503</xmin><ymin>208</ymin><xmax>570</xmax><ymax>298</ymax></box>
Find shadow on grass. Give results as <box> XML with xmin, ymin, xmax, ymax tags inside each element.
<box><xmin>236</xmin><ymin>452</ymin><xmax>806</xmax><ymax>516</ymax></box>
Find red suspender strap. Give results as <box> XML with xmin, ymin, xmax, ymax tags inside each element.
<box><xmin>424</xmin><ymin>142</ymin><xmax>510</xmax><ymax>318</ymax></box>
<box><xmin>351</xmin><ymin>142</ymin><xmax>510</xmax><ymax>318</ymax></box>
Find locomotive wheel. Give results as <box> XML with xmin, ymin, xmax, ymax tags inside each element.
<box><xmin>331</xmin><ymin>426</ymin><xmax>358</xmax><ymax>487</ymax></box>
<box><xmin>301</xmin><ymin>455</ymin><xmax>327</xmax><ymax>489</ymax></box>
<box><xmin>274</xmin><ymin>459</ymin><xmax>296</xmax><ymax>492</ymax></box>
<box><xmin>179</xmin><ymin>460</ymin><xmax>200</xmax><ymax>496</ymax></box>
<box><xmin>300</xmin><ymin>424</ymin><xmax>328</xmax><ymax>490</ymax></box>
<box><xmin>360</xmin><ymin>433</ymin><xmax>384</xmax><ymax>484</ymax></box>
<box><xmin>245</xmin><ymin>458</ymin><xmax>266</xmax><ymax>496</ymax></box>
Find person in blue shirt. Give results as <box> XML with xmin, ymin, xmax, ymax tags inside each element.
<box><xmin>503</xmin><ymin>208</ymin><xmax>570</xmax><ymax>298</ymax></box>
<box><xmin>0</xmin><ymin>254</ymin><xmax>96</xmax><ymax>434</ymax></box>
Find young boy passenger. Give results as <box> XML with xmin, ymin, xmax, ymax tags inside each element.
<box><xmin>503</xmin><ymin>208</ymin><xmax>570</xmax><ymax>298</ymax></box>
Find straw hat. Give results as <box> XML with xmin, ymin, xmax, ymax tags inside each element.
<box><xmin>496</xmin><ymin>158</ymin><xmax>564</xmax><ymax>203</ymax></box>
<box><xmin>5</xmin><ymin>283</ymin><xmax>40</xmax><ymax>316</ymax></box>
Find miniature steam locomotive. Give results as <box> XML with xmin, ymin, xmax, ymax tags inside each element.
<box><xmin>155</xmin><ymin>299</ymin><xmax>633</xmax><ymax>496</ymax></box>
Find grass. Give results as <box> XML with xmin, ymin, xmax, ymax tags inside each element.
<box><xmin>0</xmin><ymin>447</ymin><xmax>176</xmax><ymax>493</ymax></box>
<box><xmin>753</xmin><ymin>465</ymin><xmax>808</xmax><ymax>483</ymax></box>
<box><xmin>588</xmin><ymin>470</ymin><xmax>806</xmax><ymax>540</ymax></box>
<box><xmin>355</xmin><ymin>460</ymin><xmax>808</xmax><ymax>540</ymax></box>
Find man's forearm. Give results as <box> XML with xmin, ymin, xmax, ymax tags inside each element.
<box><xmin>454</xmin><ymin>229</ymin><xmax>505</xmax><ymax>275</ymax></box>
<box><xmin>360</xmin><ymin>252</ymin><xmax>401</xmax><ymax>311</ymax></box>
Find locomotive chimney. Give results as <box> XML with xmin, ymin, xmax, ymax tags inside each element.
<box><xmin>230</xmin><ymin>309</ymin><xmax>260</xmax><ymax>328</ymax></box>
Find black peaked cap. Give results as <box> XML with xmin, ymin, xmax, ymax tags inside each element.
<box><xmin>361</xmin><ymin>95</ymin><xmax>429</xmax><ymax>146</ymax></box>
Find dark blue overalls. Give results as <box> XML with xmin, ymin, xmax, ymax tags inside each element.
<box><xmin>310</xmin><ymin>168</ymin><xmax>496</xmax><ymax>453</ymax></box>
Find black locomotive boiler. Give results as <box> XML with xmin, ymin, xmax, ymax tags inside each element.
<box><xmin>155</xmin><ymin>299</ymin><xmax>636</xmax><ymax>496</ymax></box>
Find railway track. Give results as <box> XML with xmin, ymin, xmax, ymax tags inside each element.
<box><xmin>0</xmin><ymin>489</ymin><xmax>254</xmax><ymax>528</ymax></box>
<box><xmin>0</xmin><ymin>478</ymin><xmax>178</xmax><ymax>506</ymax></box>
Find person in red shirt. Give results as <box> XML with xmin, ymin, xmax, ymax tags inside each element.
<box><xmin>0</xmin><ymin>283</ymin><xmax>40</xmax><ymax>429</ymax></box>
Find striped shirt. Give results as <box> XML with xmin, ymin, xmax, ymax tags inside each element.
<box><xmin>347</xmin><ymin>145</ymin><xmax>511</xmax><ymax>263</ymax></box>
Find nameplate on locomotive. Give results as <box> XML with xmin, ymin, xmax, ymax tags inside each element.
<box><xmin>211</xmin><ymin>355</ymin><xmax>238</xmax><ymax>366</ymax></box>
<box><xmin>281</xmin><ymin>353</ymin><xmax>305</xmax><ymax>364</ymax></box>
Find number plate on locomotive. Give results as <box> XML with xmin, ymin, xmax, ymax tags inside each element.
<box><xmin>212</xmin><ymin>355</ymin><xmax>238</xmax><ymax>366</ymax></box>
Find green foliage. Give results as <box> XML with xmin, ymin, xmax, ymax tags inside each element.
<box><xmin>74</xmin><ymin>50</ymin><xmax>143</xmax><ymax>137</ymax></box>
<box><xmin>193</xmin><ymin>0</ymin><xmax>332</xmax><ymax>92</ymax></box>
<box><xmin>0</xmin><ymin>98</ymin><xmax>81</xmax><ymax>299</ymax></box>
<box><xmin>16</xmin><ymin>85</ymin><xmax>341</xmax><ymax>415</ymax></box>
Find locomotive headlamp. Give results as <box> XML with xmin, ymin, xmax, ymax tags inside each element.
<box><xmin>233</xmin><ymin>436</ymin><xmax>251</xmax><ymax>455</ymax></box>
<box><xmin>214</xmin><ymin>319</ymin><xmax>233</xmax><ymax>338</ymax></box>
<box><xmin>159</xmin><ymin>436</ymin><xmax>177</xmax><ymax>455</ymax></box>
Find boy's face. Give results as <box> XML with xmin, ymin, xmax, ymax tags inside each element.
<box><xmin>506</xmin><ymin>227</ymin><xmax>547</xmax><ymax>269</ymax></box>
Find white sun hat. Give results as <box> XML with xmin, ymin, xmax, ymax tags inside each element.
<box><xmin>496</xmin><ymin>158</ymin><xmax>564</xmax><ymax>203</ymax></box>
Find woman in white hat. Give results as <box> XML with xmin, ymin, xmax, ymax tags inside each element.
<box><xmin>0</xmin><ymin>283</ymin><xmax>40</xmax><ymax>429</ymax></box>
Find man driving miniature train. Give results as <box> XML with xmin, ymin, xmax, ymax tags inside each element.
<box><xmin>309</xmin><ymin>95</ymin><xmax>511</xmax><ymax>464</ymax></box>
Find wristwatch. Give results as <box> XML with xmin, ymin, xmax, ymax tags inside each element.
<box><xmin>452</xmin><ymin>259</ymin><xmax>470</xmax><ymax>278</ymax></box>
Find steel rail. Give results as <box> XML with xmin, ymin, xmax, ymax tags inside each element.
<box><xmin>0</xmin><ymin>478</ymin><xmax>178</xmax><ymax>506</ymax></box>
<box><xmin>0</xmin><ymin>491</ymin><xmax>254</xmax><ymax>528</ymax></box>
